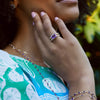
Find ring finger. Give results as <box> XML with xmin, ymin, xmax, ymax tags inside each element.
<box><xmin>40</xmin><ymin>12</ymin><xmax>61</xmax><ymax>43</ymax></box>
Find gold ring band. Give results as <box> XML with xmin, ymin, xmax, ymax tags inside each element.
<box><xmin>49</xmin><ymin>33</ymin><xmax>60</xmax><ymax>42</ymax></box>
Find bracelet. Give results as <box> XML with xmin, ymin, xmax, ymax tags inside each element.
<box><xmin>68</xmin><ymin>91</ymin><xmax>97</xmax><ymax>100</ymax></box>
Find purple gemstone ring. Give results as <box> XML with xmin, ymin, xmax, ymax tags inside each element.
<box><xmin>49</xmin><ymin>33</ymin><xmax>60</xmax><ymax>42</ymax></box>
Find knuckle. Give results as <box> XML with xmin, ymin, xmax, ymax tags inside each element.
<box><xmin>42</xmin><ymin>14</ymin><xmax>52</xmax><ymax>32</ymax></box>
<box><xmin>36</xmin><ymin>27</ymin><xmax>43</xmax><ymax>33</ymax></box>
<box><xmin>69</xmin><ymin>38</ymin><xmax>77</xmax><ymax>46</ymax></box>
<box><xmin>43</xmin><ymin>17</ymin><xmax>50</xmax><ymax>26</ymax></box>
<box><xmin>43</xmin><ymin>20</ymin><xmax>49</xmax><ymax>28</ymax></box>
<box><xmin>43</xmin><ymin>22</ymin><xmax>52</xmax><ymax>31</ymax></box>
<box><xmin>69</xmin><ymin>41</ymin><xmax>75</xmax><ymax>46</ymax></box>
<box><xmin>56</xmin><ymin>19</ymin><xmax>64</xmax><ymax>29</ymax></box>
<box><xmin>42</xmin><ymin>14</ymin><xmax>49</xmax><ymax>23</ymax></box>
<box><xmin>43</xmin><ymin>15</ymin><xmax>51</xmax><ymax>25</ymax></box>
<box><xmin>60</xmin><ymin>25</ymin><xmax>65</xmax><ymax>30</ymax></box>
<box><xmin>50</xmin><ymin>46</ymin><xmax>57</xmax><ymax>53</ymax></box>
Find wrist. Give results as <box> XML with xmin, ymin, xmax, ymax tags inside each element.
<box><xmin>67</xmin><ymin>67</ymin><xmax>95</xmax><ymax>87</ymax></box>
<box><xmin>68</xmin><ymin>72</ymin><xmax>96</xmax><ymax>96</ymax></box>
<box><xmin>69</xmin><ymin>74</ymin><xmax>95</xmax><ymax>89</ymax></box>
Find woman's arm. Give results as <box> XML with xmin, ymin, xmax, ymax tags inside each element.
<box><xmin>31</xmin><ymin>11</ymin><xmax>96</xmax><ymax>100</ymax></box>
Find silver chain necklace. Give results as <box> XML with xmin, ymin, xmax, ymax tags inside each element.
<box><xmin>9</xmin><ymin>43</ymin><xmax>60</xmax><ymax>100</ymax></box>
<box><xmin>9</xmin><ymin>44</ymin><xmax>46</xmax><ymax>66</ymax></box>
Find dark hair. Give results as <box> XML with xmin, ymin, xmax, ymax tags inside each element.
<box><xmin>0</xmin><ymin>0</ymin><xmax>98</xmax><ymax>49</ymax></box>
<box><xmin>0</xmin><ymin>0</ymin><xmax>18</xmax><ymax>49</ymax></box>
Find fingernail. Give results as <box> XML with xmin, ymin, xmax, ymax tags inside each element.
<box><xmin>40</xmin><ymin>11</ymin><xmax>46</xmax><ymax>16</ymax></box>
<box><xmin>55</xmin><ymin>17</ymin><xmax>59</xmax><ymax>21</ymax></box>
<box><xmin>31</xmin><ymin>12</ymin><xmax>36</xmax><ymax>18</ymax></box>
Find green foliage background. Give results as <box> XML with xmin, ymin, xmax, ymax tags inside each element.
<box><xmin>74</xmin><ymin>0</ymin><xmax>100</xmax><ymax>99</ymax></box>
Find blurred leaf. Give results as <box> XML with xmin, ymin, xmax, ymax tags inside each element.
<box><xmin>74</xmin><ymin>1</ymin><xmax>100</xmax><ymax>98</ymax></box>
<box><xmin>74</xmin><ymin>25</ymin><xmax>83</xmax><ymax>35</ymax></box>
<box><xmin>84</xmin><ymin>22</ymin><xmax>95</xmax><ymax>43</ymax></box>
<box><xmin>86</xmin><ymin>52</ymin><xmax>91</xmax><ymax>57</ymax></box>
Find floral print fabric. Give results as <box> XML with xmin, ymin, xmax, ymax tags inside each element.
<box><xmin>0</xmin><ymin>50</ymin><xmax>69</xmax><ymax>100</ymax></box>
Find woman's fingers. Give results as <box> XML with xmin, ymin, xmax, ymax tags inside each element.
<box><xmin>55</xmin><ymin>17</ymin><xmax>72</xmax><ymax>39</ymax></box>
<box><xmin>31</xmin><ymin>12</ymin><xmax>51</xmax><ymax>46</ymax></box>
<box><xmin>32</xmin><ymin>12</ymin><xmax>43</xmax><ymax>34</ymax></box>
<box><xmin>40</xmin><ymin>12</ymin><xmax>62</xmax><ymax>43</ymax></box>
<box><xmin>32</xmin><ymin>11</ymin><xmax>62</xmax><ymax>45</ymax></box>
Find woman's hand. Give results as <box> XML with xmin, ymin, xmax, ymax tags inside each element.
<box><xmin>31</xmin><ymin>11</ymin><xmax>94</xmax><ymax>86</ymax></box>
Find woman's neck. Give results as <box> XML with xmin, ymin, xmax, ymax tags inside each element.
<box><xmin>4</xmin><ymin>17</ymin><xmax>48</xmax><ymax>67</ymax></box>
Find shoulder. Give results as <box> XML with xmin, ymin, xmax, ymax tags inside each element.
<box><xmin>0</xmin><ymin>50</ymin><xmax>9</xmax><ymax>57</ymax></box>
<box><xmin>0</xmin><ymin>50</ymin><xmax>17</xmax><ymax>63</ymax></box>
<box><xmin>0</xmin><ymin>50</ymin><xmax>19</xmax><ymax>76</ymax></box>
<box><xmin>0</xmin><ymin>50</ymin><xmax>18</xmax><ymax>66</ymax></box>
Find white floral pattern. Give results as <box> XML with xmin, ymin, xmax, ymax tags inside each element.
<box><xmin>26</xmin><ymin>84</ymin><xmax>41</xmax><ymax>100</ymax></box>
<box><xmin>0</xmin><ymin>77</ymin><xmax>6</xmax><ymax>93</ymax></box>
<box><xmin>0</xmin><ymin>50</ymin><xmax>18</xmax><ymax>69</ymax></box>
<box><xmin>40</xmin><ymin>93</ymin><xmax>68</xmax><ymax>100</ymax></box>
<box><xmin>0</xmin><ymin>50</ymin><xmax>69</xmax><ymax>100</ymax></box>
<box><xmin>42</xmin><ymin>78</ymin><xmax>66</xmax><ymax>93</ymax></box>
<box><xmin>8</xmin><ymin>70</ymin><xmax>24</xmax><ymax>82</ymax></box>
<box><xmin>3</xmin><ymin>88</ymin><xmax>21</xmax><ymax>100</ymax></box>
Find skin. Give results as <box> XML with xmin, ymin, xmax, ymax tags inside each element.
<box><xmin>16</xmin><ymin>0</ymin><xmax>79</xmax><ymax>22</ymax></box>
<box><xmin>32</xmin><ymin>12</ymin><xmax>95</xmax><ymax>99</ymax></box>
<box><xmin>5</xmin><ymin>0</ymin><xmax>79</xmax><ymax>66</ymax></box>
<box><xmin>4</xmin><ymin>0</ymin><xmax>96</xmax><ymax>99</ymax></box>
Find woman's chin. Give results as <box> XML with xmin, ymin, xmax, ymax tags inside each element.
<box><xmin>64</xmin><ymin>15</ymin><xmax>79</xmax><ymax>23</ymax></box>
<box><xmin>63</xmin><ymin>12</ymin><xmax>79</xmax><ymax>23</ymax></box>
<box><xmin>57</xmin><ymin>7</ymin><xmax>79</xmax><ymax>23</ymax></box>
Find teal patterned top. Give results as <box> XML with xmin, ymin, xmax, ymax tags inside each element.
<box><xmin>0</xmin><ymin>50</ymin><xmax>69</xmax><ymax>100</ymax></box>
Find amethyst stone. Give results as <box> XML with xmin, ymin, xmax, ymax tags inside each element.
<box><xmin>51</xmin><ymin>34</ymin><xmax>57</xmax><ymax>40</ymax></box>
